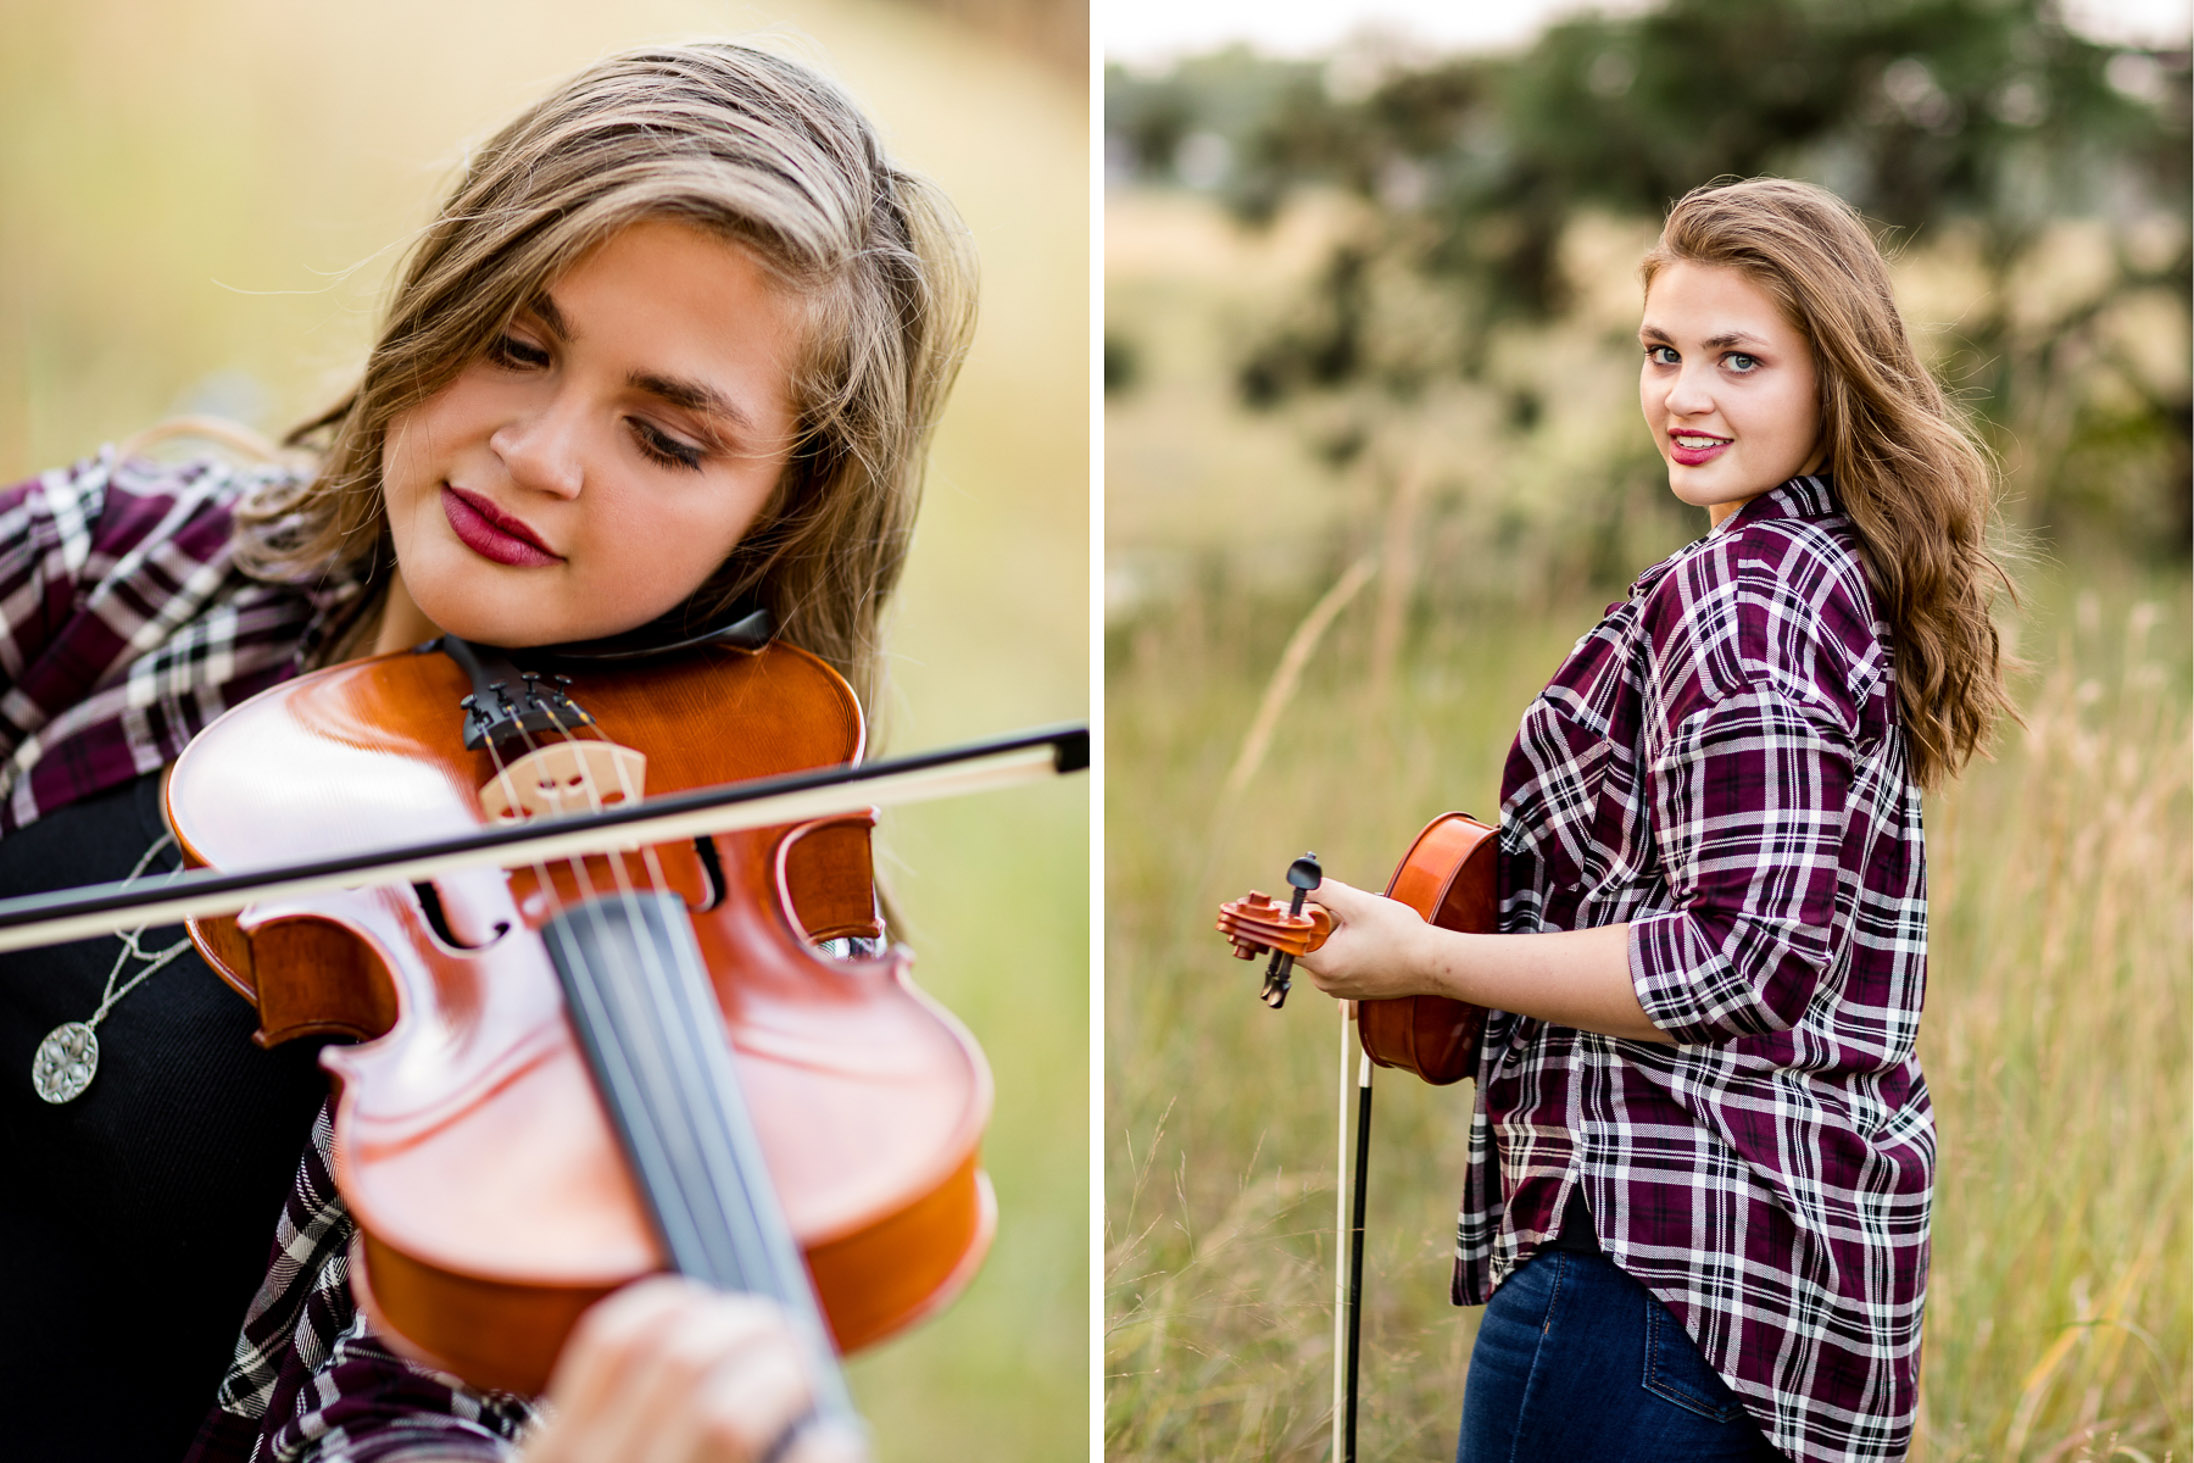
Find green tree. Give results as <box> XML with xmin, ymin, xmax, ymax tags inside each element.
<box><xmin>1118</xmin><ymin>0</ymin><xmax>2191</xmax><ymax>557</ymax></box>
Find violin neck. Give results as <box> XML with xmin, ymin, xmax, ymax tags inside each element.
<box><xmin>543</xmin><ymin>890</ymin><xmax>856</xmax><ymax>1423</ymax></box>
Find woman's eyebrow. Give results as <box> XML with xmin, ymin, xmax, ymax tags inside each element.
<box><xmin>527</xmin><ymin>293</ymin><xmax>574</xmax><ymax>342</ymax></box>
<box><xmin>629</xmin><ymin>370</ymin><xmax>758</xmax><ymax>434</ymax></box>
<box><xmin>1637</xmin><ymin>322</ymin><xmax>1773</xmax><ymax>351</ymax></box>
<box><xmin>521</xmin><ymin>290</ymin><xmax>759</xmax><ymax>434</ymax></box>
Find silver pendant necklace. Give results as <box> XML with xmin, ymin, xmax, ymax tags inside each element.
<box><xmin>30</xmin><ymin>834</ymin><xmax>193</xmax><ymax>1104</ymax></box>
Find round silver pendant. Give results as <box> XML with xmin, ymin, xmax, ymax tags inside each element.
<box><xmin>32</xmin><ymin>1021</ymin><xmax>98</xmax><ymax>1104</ymax></box>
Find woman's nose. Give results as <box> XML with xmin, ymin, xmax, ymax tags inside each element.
<box><xmin>488</xmin><ymin>398</ymin><xmax>586</xmax><ymax>499</ymax></box>
<box><xmin>1664</xmin><ymin>363</ymin><xmax>1715</xmax><ymax>418</ymax></box>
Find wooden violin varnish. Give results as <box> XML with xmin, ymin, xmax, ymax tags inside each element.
<box><xmin>165</xmin><ymin>633</ymin><xmax>997</xmax><ymax>1400</ymax></box>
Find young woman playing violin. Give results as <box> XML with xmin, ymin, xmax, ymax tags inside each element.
<box><xmin>1293</xmin><ymin>179</ymin><xmax>2014</xmax><ymax>1463</ymax></box>
<box><xmin>0</xmin><ymin>43</ymin><xmax>972</xmax><ymax>1463</ymax></box>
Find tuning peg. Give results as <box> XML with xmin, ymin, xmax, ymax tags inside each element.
<box><xmin>1287</xmin><ymin>853</ymin><xmax>1322</xmax><ymax>895</ymax></box>
<box><xmin>1263</xmin><ymin>852</ymin><xmax>1321</xmax><ymax>1007</ymax></box>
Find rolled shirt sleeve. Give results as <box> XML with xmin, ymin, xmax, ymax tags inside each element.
<box><xmin>1628</xmin><ymin>678</ymin><xmax>1855</xmax><ymax>1043</ymax></box>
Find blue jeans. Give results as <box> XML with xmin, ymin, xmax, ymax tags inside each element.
<box><xmin>1456</xmin><ymin>1250</ymin><xmax>1785</xmax><ymax>1463</ymax></box>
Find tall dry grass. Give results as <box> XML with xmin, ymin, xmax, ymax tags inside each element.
<box><xmin>1104</xmin><ymin>565</ymin><xmax>2190</xmax><ymax>1462</ymax></box>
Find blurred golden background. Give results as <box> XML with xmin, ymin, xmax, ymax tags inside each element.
<box><xmin>0</xmin><ymin>1</ymin><xmax>1087</xmax><ymax>1457</ymax></box>
<box><xmin>1105</xmin><ymin>3</ymin><xmax>2189</xmax><ymax>1460</ymax></box>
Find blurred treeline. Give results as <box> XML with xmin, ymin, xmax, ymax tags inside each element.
<box><xmin>1106</xmin><ymin>0</ymin><xmax>2191</xmax><ymax>609</ymax></box>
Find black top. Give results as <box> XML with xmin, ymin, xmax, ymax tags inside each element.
<box><xmin>1550</xmin><ymin>1185</ymin><xmax>1601</xmax><ymax>1255</ymax></box>
<box><xmin>0</xmin><ymin>771</ymin><xmax>330</xmax><ymax>1461</ymax></box>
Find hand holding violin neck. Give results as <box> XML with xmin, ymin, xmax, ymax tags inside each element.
<box><xmin>1213</xmin><ymin>815</ymin><xmax>1495</xmax><ymax>1085</ymax></box>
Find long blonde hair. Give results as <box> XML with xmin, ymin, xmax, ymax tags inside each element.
<box><xmin>236</xmin><ymin>43</ymin><xmax>978</xmax><ymax>711</ymax></box>
<box><xmin>1642</xmin><ymin>177</ymin><xmax>2015</xmax><ymax>790</ymax></box>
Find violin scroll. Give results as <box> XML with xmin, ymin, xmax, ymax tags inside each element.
<box><xmin>1215</xmin><ymin>889</ymin><xmax>1334</xmax><ymax>962</ymax></box>
<box><xmin>1215</xmin><ymin>813</ymin><xmax>1496</xmax><ymax>1085</ymax></box>
<box><xmin>1214</xmin><ymin>852</ymin><xmax>1326</xmax><ymax>1008</ymax></box>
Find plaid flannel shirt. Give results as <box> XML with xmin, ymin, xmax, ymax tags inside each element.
<box><xmin>1459</xmin><ymin>476</ymin><xmax>1932</xmax><ymax>1463</ymax></box>
<box><xmin>0</xmin><ymin>450</ymin><xmax>536</xmax><ymax>1459</ymax></box>
<box><xmin>0</xmin><ymin>449</ymin><xmax>357</xmax><ymax>831</ymax></box>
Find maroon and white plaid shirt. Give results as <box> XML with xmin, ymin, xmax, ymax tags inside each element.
<box><xmin>0</xmin><ymin>450</ymin><xmax>535</xmax><ymax>1459</ymax></box>
<box><xmin>1459</xmin><ymin>475</ymin><xmax>1932</xmax><ymax>1463</ymax></box>
<box><xmin>0</xmin><ymin>449</ymin><xmax>361</xmax><ymax>831</ymax></box>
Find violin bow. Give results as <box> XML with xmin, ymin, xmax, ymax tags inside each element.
<box><xmin>1339</xmin><ymin>1010</ymin><xmax>1371</xmax><ymax>1463</ymax></box>
<box><xmin>1248</xmin><ymin>851</ymin><xmax>1371</xmax><ymax>1463</ymax></box>
<box><xmin>0</xmin><ymin>723</ymin><xmax>1088</xmax><ymax>953</ymax></box>
<box><xmin>1224</xmin><ymin>824</ymin><xmax>1494</xmax><ymax>1460</ymax></box>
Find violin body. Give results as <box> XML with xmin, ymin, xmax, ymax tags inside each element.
<box><xmin>1216</xmin><ymin>811</ymin><xmax>1495</xmax><ymax>1086</ymax></box>
<box><xmin>165</xmin><ymin>639</ymin><xmax>993</xmax><ymax>1395</ymax></box>
<box><xmin>1358</xmin><ymin>813</ymin><xmax>1494</xmax><ymax>1086</ymax></box>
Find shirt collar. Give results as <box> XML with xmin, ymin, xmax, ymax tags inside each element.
<box><xmin>1710</xmin><ymin>473</ymin><xmax>1837</xmax><ymax>534</ymax></box>
<box><xmin>1629</xmin><ymin>474</ymin><xmax>1838</xmax><ymax>598</ymax></box>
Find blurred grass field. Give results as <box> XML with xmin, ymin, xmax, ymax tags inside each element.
<box><xmin>1105</xmin><ymin>562</ymin><xmax>2191</xmax><ymax>1463</ymax></box>
<box><xmin>0</xmin><ymin>2</ymin><xmax>1087</xmax><ymax>1457</ymax></box>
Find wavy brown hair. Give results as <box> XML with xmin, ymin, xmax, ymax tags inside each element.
<box><xmin>1642</xmin><ymin>177</ymin><xmax>2016</xmax><ymax>790</ymax></box>
<box><xmin>233</xmin><ymin>42</ymin><xmax>977</xmax><ymax>713</ymax></box>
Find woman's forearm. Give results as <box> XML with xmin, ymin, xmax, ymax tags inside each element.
<box><xmin>1297</xmin><ymin>878</ymin><xmax>1674</xmax><ymax>1043</ymax></box>
<box><xmin>1404</xmin><ymin>921</ymin><xmax>1673</xmax><ymax>1043</ymax></box>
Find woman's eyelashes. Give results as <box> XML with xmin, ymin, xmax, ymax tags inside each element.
<box><xmin>489</xmin><ymin>332</ymin><xmax>551</xmax><ymax>370</ymax></box>
<box><xmin>630</xmin><ymin>418</ymin><xmax>706</xmax><ymax>471</ymax></box>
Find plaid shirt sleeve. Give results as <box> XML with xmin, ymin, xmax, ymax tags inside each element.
<box><xmin>1626</xmin><ymin>643</ymin><xmax>1861</xmax><ymax>1044</ymax></box>
<box><xmin>0</xmin><ymin>454</ymin><xmax>103</xmax><ymax>681</ymax></box>
<box><xmin>0</xmin><ymin>449</ymin><xmax>356</xmax><ymax>832</ymax></box>
<box><xmin>187</xmin><ymin>1104</ymin><xmax>537</xmax><ymax>1463</ymax></box>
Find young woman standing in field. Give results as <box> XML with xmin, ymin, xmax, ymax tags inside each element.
<box><xmin>0</xmin><ymin>42</ymin><xmax>973</xmax><ymax>1463</ymax></box>
<box><xmin>1295</xmin><ymin>177</ymin><xmax>2014</xmax><ymax>1462</ymax></box>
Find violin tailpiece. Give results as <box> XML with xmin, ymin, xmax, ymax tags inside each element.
<box><xmin>440</xmin><ymin>636</ymin><xmax>596</xmax><ymax>754</ymax></box>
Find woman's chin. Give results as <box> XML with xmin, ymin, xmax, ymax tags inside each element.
<box><xmin>400</xmin><ymin>587</ymin><xmax>559</xmax><ymax>651</ymax></box>
<box><xmin>1665</xmin><ymin>471</ymin><xmax>1774</xmax><ymax>518</ymax></box>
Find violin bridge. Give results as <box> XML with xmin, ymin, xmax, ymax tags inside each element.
<box><xmin>478</xmin><ymin>741</ymin><xmax>648</xmax><ymax>823</ymax></box>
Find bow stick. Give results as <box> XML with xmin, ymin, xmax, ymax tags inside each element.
<box><xmin>1218</xmin><ymin>853</ymin><xmax>1369</xmax><ymax>1463</ymax></box>
<box><xmin>0</xmin><ymin>723</ymin><xmax>1088</xmax><ymax>953</ymax></box>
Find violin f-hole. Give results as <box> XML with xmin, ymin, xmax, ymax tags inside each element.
<box><xmin>412</xmin><ymin>881</ymin><xmax>509</xmax><ymax>953</ymax></box>
<box><xmin>691</xmin><ymin>835</ymin><xmax>728</xmax><ymax>912</ymax></box>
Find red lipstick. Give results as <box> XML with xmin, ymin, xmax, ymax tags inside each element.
<box><xmin>1668</xmin><ymin>430</ymin><xmax>1731</xmax><ymax>468</ymax></box>
<box><xmin>441</xmin><ymin>486</ymin><xmax>562</xmax><ymax>567</ymax></box>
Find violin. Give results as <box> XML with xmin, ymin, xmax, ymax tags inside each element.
<box><xmin>0</xmin><ymin>628</ymin><xmax>1084</xmax><ymax>1409</ymax></box>
<box><xmin>1216</xmin><ymin>811</ymin><xmax>1496</xmax><ymax>1085</ymax></box>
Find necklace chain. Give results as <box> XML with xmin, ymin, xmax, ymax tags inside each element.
<box><xmin>83</xmin><ymin>834</ymin><xmax>192</xmax><ymax>1025</ymax></box>
<box><xmin>30</xmin><ymin>832</ymin><xmax>193</xmax><ymax>1104</ymax></box>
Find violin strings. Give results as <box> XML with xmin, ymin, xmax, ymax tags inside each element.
<box><xmin>458</xmin><ymin>669</ymin><xmax>846</xmax><ymax>1412</ymax></box>
<box><xmin>540</xmin><ymin>701</ymin><xmax>675</xmax><ymax>899</ymax></box>
<box><xmin>482</xmin><ymin>699</ymin><xmax>704</xmax><ymax>1266</ymax></box>
<box><xmin>475</xmin><ymin>713</ymin><xmax>579</xmax><ymax>933</ymax></box>
<box><xmin>518</xmin><ymin>700</ymin><xmax>826</xmax><ymax>1346</ymax></box>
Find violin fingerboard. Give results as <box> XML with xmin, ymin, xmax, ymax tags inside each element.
<box><xmin>544</xmin><ymin>891</ymin><xmax>855</xmax><ymax>1422</ymax></box>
